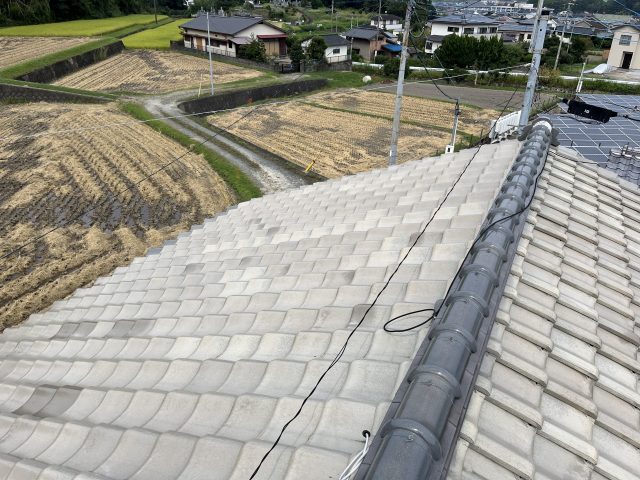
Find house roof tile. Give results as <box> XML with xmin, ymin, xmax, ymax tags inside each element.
<box><xmin>180</xmin><ymin>14</ymin><xmax>267</xmax><ymax>35</ymax></box>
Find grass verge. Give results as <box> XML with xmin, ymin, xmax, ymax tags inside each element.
<box><xmin>0</xmin><ymin>37</ymin><xmax>119</xmax><ymax>79</ymax></box>
<box><xmin>0</xmin><ymin>14</ymin><xmax>167</xmax><ymax>37</ymax></box>
<box><xmin>120</xmin><ymin>101</ymin><xmax>262</xmax><ymax>202</ymax></box>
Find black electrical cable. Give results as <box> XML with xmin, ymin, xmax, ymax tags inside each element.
<box><xmin>248</xmin><ymin>79</ymin><xmax>523</xmax><ymax>478</ymax></box>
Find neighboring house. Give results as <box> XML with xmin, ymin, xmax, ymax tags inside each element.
<box><xmin>498</xmin><ymin>21</ymin><xmax>534</xmax><ymax>42</ymax></box>
<box><xmin>426</xmin><ymin>13</ymin><xmax>500</xmax><ymax>53</ymax></box>
<box><xmin>344</xmin><ymin>25</ymin><xmax>386</xmax><ymax>61</ymax></box>
<box><xmin>370</xmin><ymin>13</ymin><xmax>403</xmax><ymax>35</ymax></box>
<box><xmin>180</xmin><ymin>14</ymin><xmax>287</xmax><ymax>58</ymax></box>
<box><xmin>608</xmin><ymin>24</ymin><xmax>640</xmax><ymax>70</ymax></box>
<box><xmin>301</xmin><ymin>34</ymin><xmax>350</xmax><ymax>63</ymax></box>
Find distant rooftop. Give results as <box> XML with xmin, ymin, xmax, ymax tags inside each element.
<box><xmin>180</xmin><ymin>14</ymin><xmax>267</xmax><ymax>35</ymax></box>
<box><xmin>431</xmin><ymin>13</ymin><xmax>499</xmax><ymax>25</ymax></box>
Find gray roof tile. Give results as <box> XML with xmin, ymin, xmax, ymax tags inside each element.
<box><xmin>450</xmin><ymin>145</ymin><xmax>640</xmax><ymax>480</ymax></box>
<box><xmin>0</xmin><ymin>143</ymin><xmax>517</xmax><ymax>479</ymax></box>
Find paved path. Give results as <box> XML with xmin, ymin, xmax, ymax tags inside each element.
<box><xmin>143</xmin><ymin>90</ymin><xmax>311</xmax><ymax>194</ymax></box>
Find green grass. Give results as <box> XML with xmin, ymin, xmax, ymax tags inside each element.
<box><xmin>123</xmin><ymin>18</ymin><xmax>186</xmax><ymax>49</ymax></box>
<box><xmin>0</xmin><ymin>77</ymin><xmax>117</xmax><ymax>99</ymax></box>
<box><xmin>120</xmin><ymin>102</ymin><xmax>262</xmax><ymax>202</ymax></box>
<box><xmin>108</xmin><ymin>16</ymin><xmax>173</xmax><ymax>38</ymax></box>
<box><xmin>0</xmin><ymin>37</ymin><xmax>119</xmax><ymax>79</ymax></box>
<box><xmin>0</xmin><ymin>14</ymin><xmax>167</xmax><ymax>37</ymax></box>
<box><xmin>304</xmin><ymin>70</ymin><xmax>385</xmax><ymax>89</ymax></box>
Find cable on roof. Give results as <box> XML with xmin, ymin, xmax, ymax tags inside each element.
<box><xmin>248</xmin><ymin>82</ymin><xmax>523</xmax><ymax>479</ymax></box>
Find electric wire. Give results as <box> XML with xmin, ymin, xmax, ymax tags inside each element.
<box><xmin>248</xmin><ymin>79</ymin><xmax>523</xmax><ymax>479</ymax></box>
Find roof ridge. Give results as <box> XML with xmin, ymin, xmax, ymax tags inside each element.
<box><xmin>355</xmin><ymin>119</ymin><xmax>555</xmax><ymax>480</ymax></box>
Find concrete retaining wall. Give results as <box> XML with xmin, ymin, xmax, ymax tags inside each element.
<box><xmin>18</xmin><ymin>41</ymin><xmax>124</xmax><ymax>83</ymax></box>
<box><xmin>0</xmin><ymin>83</ymin><xmax>109</xmax><ymax>104</ymax></box>
<box><xmin>178</xmin><ymin>79</ymin><xmax>328</xmax><ymax>115</ymax></box>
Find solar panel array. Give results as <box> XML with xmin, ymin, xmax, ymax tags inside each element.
<box><xmin>547</xmin><ymin>94</ymin><xmax>640</xmax><ymax>185</ymax></box>
<box><xmin>547</xmin><ymin>114</ymin><xmax>640</xmax><ymax>164</ymax></box>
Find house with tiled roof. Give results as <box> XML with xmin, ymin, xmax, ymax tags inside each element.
<box><xmin>180</xmin><ymin>14</ymin><xmax>287</xmax><ymax>58</ymax></box>
<box><xmin>0</xmin><ymin>116</ymin><xmax>638</xmax><ymax>480</ymax></box>
<box><xmin>426</xmin><ymin>13</ymin><xmax>500</xmax><ymax>53</ymax></box>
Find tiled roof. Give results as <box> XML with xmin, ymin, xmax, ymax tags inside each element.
<box><xmin>345</xmin><ymin>25</ymin><xmax>383</xmax><ymax>40</ymax></box>
<box><xmin>321</xmin><ymin>34</ymin><xmax>350</xmax><ymax>47</ymax></box>
<box><xmin>180</xmin><ymin>14</ymin><xmax>265</xmax><ymax>35</ymax></box>
<box><xmin>431</xmin><ymin>14</ymin><xmax>499</xmax><ymax>25</ymax></box>
<box><xmin>0</xmin><ymin>142</ymin><xmax>518</xmax><ymax>479</ymax></box>
<box><xmin>449</xmin><ymin>145</ymin><xmax>640</xmax><ymax>480</ymax></box>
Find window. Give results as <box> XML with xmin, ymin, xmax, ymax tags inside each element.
<box><xmin>489</xmin><ymin>27</ymin><xmax>497</xmax><ymax>33</ymax></box>
<box><xmin>332</xmin><ymin>48</ymin><xmax>341</xmax><ymax>54</ymax></box>
<box><xmin>478</xmin><ymin>27</ymin><xmax>488</xmax><ymax>34</ymax></box>
<box><xmin>228</xmin><ymin>40</ymin><xmax>233</xmax><ymax>49</ymax></box>
<box><xmin>426</xmin><ymin>41</ymin><xmax>433</xmax><ymax>50</ymax></box>
<box><xmin>447</xmin><ymin>26</ymin><xmax>460</xmax><ymax>33</ymax></box>
<box><xmin>620</xmin><ymin>34</ymin><xmax>632</xmax><ymax>45</ymax></box>
<box><xmin>463</xmin><ymin>27</ymin><xmax>474</xmax><ymax>34</ymax></box>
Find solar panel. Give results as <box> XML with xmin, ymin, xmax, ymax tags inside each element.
<box><xmin>547</xmin><ymin>114</ymin><xmax>640</xmax><ymax>165</ymax></box>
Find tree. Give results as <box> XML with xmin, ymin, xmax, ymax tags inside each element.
<box><xmin>307</xmin><ymin>36</ymin><xmax>327</xmax><ymax>61</ymax></box>
<box><xmin>382</xmin><ymin>56</ymin><xmax>410</xmax><ymax>78</ymax></box>
<box><xmin>436</xmin><ymin>34</ymin><xmax>478</xmax><ymax>69</ymax></box>
<box><xmin>289</xmin><ymin>38</ymin><xmax>305</xmax><ymax>63</ymax></box>
<box><xmin>243</xmin><ymin>36</ymin><xmax>267</xmax><ymax>62</ymax></box>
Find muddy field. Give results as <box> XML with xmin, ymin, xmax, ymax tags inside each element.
<box><xmin>207</xmin><ymin>103</ymin><xmax>452</xmax><ymax>178</ymax></box>
<box><xmin>53</xmin><ymin>50</ymin><xmax>264</xmax><ymax>93</ymax></box>
<box><xmin>0</xmin><ymin>102</ymin><xmax>235</xmax><ymax>327</ymax></box>
<box><xmin>305</xmin><ymin>89</ymin><xmax>500</xmax><ymax>136</ymax></box>
<box><xmin>0</xmin><ymin>36</ymin><xmax>94</xmax><ymax>69</ymax></box>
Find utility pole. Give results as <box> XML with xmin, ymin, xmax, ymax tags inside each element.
<box><xmin>331</xmin><ymin>0</ymin><xmax>334</xmax><ymax>32</ymax></box>
<box><xmin>519</xmin><ymin>0</ymin><xmax>548</xmax><ymax>130</ymax></box>
<box><xmin>153</xmin><ymin>0</ymin><xmax>158</xmax><ymax>23</ymax></box>
<box><xmin>378</xmin><ymin>0</ymin><xmax>382</xmax><ymax>29</ymax></box>
<box><xmin>388</xmin><ymin>0</ymin><xmax>414</xmax><ymax>166</ymax></box>
<box><xmin>553</xmin><ymin>4</ymin><xmax>570</xmax><ymax>70</ymax></box>
<box><xmin>206</xmin><ymin>11</ymin><xmax>215</xmax><ymax>96</ymax></box>
<box><xmin>576</xmin><ymin>58</ymin><xmax>587</xmax><ymax>93</ymax></box>
<box><xmin>445</xmin><ymin>99</ymin><xmax>460</xmax><ymax>154</ymax></box>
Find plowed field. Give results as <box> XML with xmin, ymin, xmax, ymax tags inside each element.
<box><xmin>0</xmin><ymin>36</ymin><xmax>94</xmax><ymax>69</ymax></box>
<box><xmin>54</xmin><ymin>50</ymin><xmax>264</xmax><ymax>93</ymax></box>
<box><xmin>305</xmin><ymin>89</ymin><xmax>499</xmax><ymax>136</ymax></box>
<box><xmin>207</xmin><ymin>103</ymin><xmax>452</xmax><ymax>178</ymax></box>
<box><xmin>0</xmin><ymin>102</ymin><xmax>235</xmax><ymax>327</ymax></box>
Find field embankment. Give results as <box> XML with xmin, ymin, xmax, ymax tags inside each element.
<box><xmin>0</xmin><ymin>101</ymin><xmax>235</xmax><ymax>327</ymax></box>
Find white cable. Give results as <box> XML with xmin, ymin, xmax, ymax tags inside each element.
<box><xmin>339</xmin><ymin>431</ymin><xmax>371</xmax><ymax>480</ymax></box>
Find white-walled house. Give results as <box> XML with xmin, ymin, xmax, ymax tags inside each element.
<box><xmin>426</xmin><ymin>13</ymin><xmax>500</xmax><ymax>53</ymax></box>
<box><xmin>370</xmin><ymin>14</ymin><xmax>403</xmax><ymax>35</ymax></box>
<box><xmin>301</xmin><ymin>34</ymin><xmax>350</xmax><ymax>63</ymax></box>
<box><xmin>608</xmin><ymin>24</ymin><xmax>640</xmax><ymax>70</ymax></box>
<box><xmin>180</xmin><ymin>14</ymin><xmax>287</xmax><ymax>58</ymax></box>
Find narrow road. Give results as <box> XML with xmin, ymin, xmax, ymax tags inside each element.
<box><xmin>143</xmin><ymin>90</ymin><xmax>311</xmax><ymax>194</ymax></box>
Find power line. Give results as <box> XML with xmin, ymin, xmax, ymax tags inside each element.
<box><xmin>248</xmin><ymin>81</ymin><xmax>523</xmax><ymax>479</ymax></box>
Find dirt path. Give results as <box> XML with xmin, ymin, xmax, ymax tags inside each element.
<box><xmin>143</xmin><ymin>90</ymin><xmax>311</xmax><ymax>194</ymax></box>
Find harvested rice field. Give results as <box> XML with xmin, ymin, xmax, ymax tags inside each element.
<box><xmin>0</xmin><ymin>36</ymin><xmax>94</xmax><ymax>69</ymax></box>
<box><xmin>54</xmin><ymin>50</ymin><xmax>264</xmax><ymax>93</ymax></box>
<box><xmin>0</xmin><ymin>102</ymin><xmax>235</xmax><ymax>327</ymax></box>
<box><xmin>207</xmin><ymin>103</ymin><xmax>452</xmax><ymax>178</ymax></box>
<box><xmin>305</xmin><ymin>89</ymin><xmax>500</xmax><ymax>136</ymax></box>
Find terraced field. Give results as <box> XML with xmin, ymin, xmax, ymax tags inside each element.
<box><xmin>0</xmin><ymin>102</ymin><xmax>235</xmax><ymax>327</ymax></box>
<box><xmin>54</xmin><ymin>50</ymin><xmax>264</xmax><ymax>93</ymax></box>
<box><xmin>207</xmin><ymin>103</ymin><xmax>451</xmax><ymax>178</ymax></box>
<box><xmin>0</xmin><ymin>37</ymin><xmax>94</xmax><ymax>69</ymax></box>
<box><xmin>306</xmin><ymin>89</ymin><xmax>499</xmax><ymax>136</ymax></box>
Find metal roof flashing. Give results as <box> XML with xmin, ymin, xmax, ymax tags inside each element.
<box><xmin>355</xmin><ymin>119</ymin><xmax>555</xmax><ymax>480</ymax></box>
